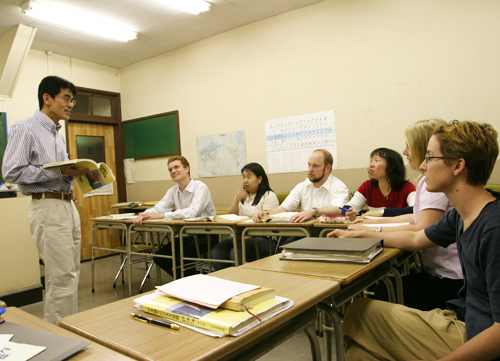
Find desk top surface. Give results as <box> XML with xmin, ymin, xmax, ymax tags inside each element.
<box><xmin>91</xmin><ymin>217</ymin><xmax>351</xmax><ymax>228</ymax></box>
<box><xmin>240</xmin><ymin>248</ymin><xmax>402</xmax><ymax>285</ymax></box>
<box><xmin>3</xmin><ymin>307</ymin><xmax>133</xmax><ymax>361</ymax></box>
<box><xmin>236</xmin><ymin>220</ymin><xmax>316</xmax><ymax>227</ymax></box>
<box><xmin>91</xmin><ymin>218</ymin><xmax>243</xmax><ymax>226</ymax></box>
<box><xmin>60</xmin><ymin>268</ymin><xmax>339</xmax><ymax>361</ymax></box>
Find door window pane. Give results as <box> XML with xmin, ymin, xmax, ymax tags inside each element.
<box><xmin>76</xmin><ymin>135</ymin><xmax>106</xmax><ymax>163</ymax></box>
<box><xmin>73</xmin><ymin>94</ymin><xmax>91</xmax><ymax>115</ymax></box>
<box><xmin>93</xmin><ymin>97</ymin><xmax>114</xmax><ymax>117</ymax></box>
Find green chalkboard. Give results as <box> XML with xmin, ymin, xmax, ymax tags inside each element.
<box><xmin>0</xmin><ymin>112</ymin><xmax>7</xmax><ymax>183</ymax></box>
<box><xmin>123</xmin><ymin>111</ymin><xmax>181</xmax><ymax>160</ymax></box>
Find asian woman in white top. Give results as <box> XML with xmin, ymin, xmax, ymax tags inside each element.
<box><xmin>211</xmin><ymin>163</ymin><xmax>279</xmax><ymax>270</ymax></box>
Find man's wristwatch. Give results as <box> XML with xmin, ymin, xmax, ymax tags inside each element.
<box><xmin>375</xmin><ymin>226</ymin><xmax>383</xmax><ymax>233</ymax></box>
<box><xmin>312</xmin><ymin>207</ymin><xmax>319</xmax><ymax>217</ymax></box>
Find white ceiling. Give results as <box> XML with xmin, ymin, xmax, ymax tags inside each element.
<box><xmin>0</xmin><ymin>0</ymin><xmax>324</xmax><ymax>69</ymax></box>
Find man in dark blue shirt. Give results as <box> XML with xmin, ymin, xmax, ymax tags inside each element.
<box><xmin>329</xmin><ymin>120</ymin><xmax>500</xmax><ymax>361</ymax></box>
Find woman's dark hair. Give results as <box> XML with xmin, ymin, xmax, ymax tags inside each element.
<box><xmin>369</xmin><ymin>148</ymin><xmax>407</xmax><ymax>191</ymax></box>
<box><xmin>241</xmin><ymin>163</ymin><xmax>273</xmax><ymax>206</ymax></box>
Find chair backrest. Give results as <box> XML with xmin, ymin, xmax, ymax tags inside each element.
<box><xmin>485</xmin><ymin>184</ymin><xmax>500</xmax><ymax>192</ymax></box>
<box><xmin>276</xmin><ymin>192</ymin><xmax>289</xmax><ymax>205</ymax></box>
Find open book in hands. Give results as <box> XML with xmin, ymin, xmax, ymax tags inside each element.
<box><xmin>43</xmin><ymin>159</ymin><xmax>116</xmax><ymax>194</ymax></box>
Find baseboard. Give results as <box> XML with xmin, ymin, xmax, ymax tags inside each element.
<box><xmin>0</xmin><ymin>284</ymin><xmax>43</xmax><ymax>307</ymax></box>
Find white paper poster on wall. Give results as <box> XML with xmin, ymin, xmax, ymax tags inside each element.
<box><xmin>265</xmin><ymin>110</ymin><xmax>337</xmax><ymax>174</ymax></box>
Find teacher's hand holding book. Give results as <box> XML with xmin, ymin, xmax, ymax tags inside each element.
<box><xmin>61</xmin><ymin>164</ymin><xmax>89</xmax><ymax>178</ymax></box>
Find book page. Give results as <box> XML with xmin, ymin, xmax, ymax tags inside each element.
<box><xmin>156</xmin><ymin>275</ymin><xmax>260</xmax><ymax>309</ymax></box>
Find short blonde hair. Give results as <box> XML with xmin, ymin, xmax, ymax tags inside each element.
<box><xmin>433</xmin><ymin>120</ymin><xmax>499</xmax><ymax>186</ymax></box>
<box><xmin>404</xmin><ymin>119</ymin><xmax>447</xmax><ymax>167</ymax></box>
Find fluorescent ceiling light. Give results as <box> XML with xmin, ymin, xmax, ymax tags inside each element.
<box><xmin>21</xmin><ymin>0</ymin><xmax>138</xmax><ymax>42</ymax></box>
<box><xmin>162</xmin><ymin>0</ymin><xmax>211</xmax><ymax>15</ymax></box>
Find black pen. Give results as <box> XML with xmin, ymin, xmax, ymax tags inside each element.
<box><xmin>130</xmin><ymin>313</ymin><xmax>180</xmax><ymax>330</ymax></box>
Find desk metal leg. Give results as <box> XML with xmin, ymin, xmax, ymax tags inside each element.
<box><xmin>180</xmin><ymin>226</ymin><xmax>239</xmax><ymax>277</ymax></box>
<box><xmin>380</xmin><ymin>276</ymin><xmax>397</xmax><ymax>303</ymax></box>
<box><xmin>318</xmin><ymin>303</ymin><xmax>344</xmax><ymax>361</ymax></box>
<box><xmin>91</xmin><ymin>222</ymin><xmax>128</xmax><ymax>294</ymax></box>
<box><xmin>91</xmin><ymin>226</ymin><xmax>95</xmax><ymax>293</ymax></box>
<box><xmin>303</xmin><ymin>322</ymin><xmax>323</xmax><ymax>361</ymax></box>
<box><xmin>391</xmin><ymin>267</ymin><xmax>404</xmax><ymax>304</ymax></box>
<box><xmin>241</xmin><ymin>227</ymin><xmax>310</xmax><ymax>264</ymax></box>
<box><xmin>128</xmin><ymin>225</ymin><xmax>176</xmax><ymax>287</ymax></box>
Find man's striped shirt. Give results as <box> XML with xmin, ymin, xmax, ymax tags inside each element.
<box><xmin>2</xmin><ymin>110</ymin><xmax>74</xmax><ymax>195</ymax></box>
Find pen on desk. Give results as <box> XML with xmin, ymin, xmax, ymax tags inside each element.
<box><xmin>339</xmin><ymin>207</ymin><xmax>352</xmax><ymax>213</ymax></box>
<box><xmin>130</xmin><ymin>313</ymin><xmax>180</xmax><ymax>330</ymax></box>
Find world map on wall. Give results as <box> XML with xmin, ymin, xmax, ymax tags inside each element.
<box><xmin>197</xmin><ymin>131</ymin><xmax>247</xmax><ymax>177</ymax></box>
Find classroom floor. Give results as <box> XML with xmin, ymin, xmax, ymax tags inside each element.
<box><xmin>20</xmin><ymin>255</ymin><xmax>334</xmax><ymax>361</ymax></box>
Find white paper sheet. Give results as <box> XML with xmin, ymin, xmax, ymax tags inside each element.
<box><xmin>0</xmin><ymin>334</ymin><xmax>12</xmax><ymax>350</ymax></box>
<box><xmin>155</xmin><ymin>274</ymin><xmax>260</xmax><ymax>309</ymax></box>
<box><xmin>0</xmin><ymin>341</ymin><xmax>46</xmax><ymax>361</ymax></box>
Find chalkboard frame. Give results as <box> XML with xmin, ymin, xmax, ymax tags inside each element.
<box><xmin>123</xmin><ymin>110</ymin><xmax>181</xmax><ymax>160</ymax></box>
<box><xmin>0</xmin><ymin>112</ymin><xmax>7</xmax><ymax>183</ymax></box>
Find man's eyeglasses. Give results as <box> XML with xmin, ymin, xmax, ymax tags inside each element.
<box><xmin>424</xmin><ymin>155</ymin><xmax>453</xmax><ymax>163</ymax></box>
<box><xmin>58</xmin><ymin>95</ymin><xmax>77</xmax><ymax>106</ymax></box>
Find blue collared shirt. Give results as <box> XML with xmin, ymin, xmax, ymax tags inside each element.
<box><xmin>2</xmin><ymin>110</ymin><xmax>74</xmax><ymax>195</ymax></box>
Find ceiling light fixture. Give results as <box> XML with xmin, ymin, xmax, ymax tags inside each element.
<box><xmin>163</xmin><ymin>0</ymin><xmax>211</xmax><ymax>15</ymax></box>
<box><xmin>21</xmin><ymin>0</ymin><xmax>138</xmax><ymax>42</ymax></box>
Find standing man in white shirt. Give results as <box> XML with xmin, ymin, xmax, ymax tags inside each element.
<box><xmin>253</xmin><ymin>149</ymin><xmax>349</xmax><ymax>225</ymax></box>
<box><xmin>133</xmin><ymin>155</ymin><xmax>216</xmax><ymax>277</ymax></box>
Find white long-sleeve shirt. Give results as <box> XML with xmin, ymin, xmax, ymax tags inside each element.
<box><xmin>144</xmin><ymin>179</ymin><xmax>216</xmax><ymax>219</ymax></box>
<box><xmin>280</xmin><ymin>174</ymin><xmax>349</xmax><ymax>211</ymax></box>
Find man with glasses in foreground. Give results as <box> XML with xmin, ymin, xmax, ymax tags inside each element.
<box><xmin>2</xmin><ymin>76</ymin><xmax>89</xmax><ymax>324</ymax></box>
<box><xmin>328</xmin><ymin>120</ymin><xmax>500</xmax><ymax>361</ymax></box>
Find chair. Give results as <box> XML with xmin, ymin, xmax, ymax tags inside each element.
<box><xmin>113</xmin><ymin>231</ymin><xmax>159</xmax><ymax>293</ymax></box>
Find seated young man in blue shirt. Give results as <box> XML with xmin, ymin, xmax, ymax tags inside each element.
<box><xmin>328</xmin><ymin>120</ymin><xmax>500</xmax><ymax>361</ymax></box>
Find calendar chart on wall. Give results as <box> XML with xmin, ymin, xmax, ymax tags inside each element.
<box><xmin>265</xmin><ymin>110</ymin><xmax>337</xmax><ymax>174</ymax></box>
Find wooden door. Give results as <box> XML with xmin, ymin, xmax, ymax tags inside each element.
<box><xmin>67</xmin><ymin>122</ymin><xmax>121</xmax><ymax>260</ymax></box>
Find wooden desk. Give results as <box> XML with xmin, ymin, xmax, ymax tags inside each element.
<box><xmin>3</xmin><ymin>307</ymin><xmax>133</xmax><ymax>360</ymax></box>
<box><xmin>237</xmin><ymin>220</ymin><xmax>317</xmax><ymax>263</ymax></box>
<box><xmin>240</xmin><ymin>248</ymin><xmax>401</xmax><ymax>286</ymax></box>
<box><xmin>240</xmin><ymin>249</ymin><xmax>403</xmax><ymax>361</ymax></box>
<box><xmin>60</xmin><ymin>267</ymin><xmax>340</xmax><ymax>361</ymax></box>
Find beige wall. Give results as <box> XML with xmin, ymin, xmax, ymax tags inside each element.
<box><xmin>0</xmin><ymin>50</ymin><xmax>120</xmax><ymax>295</ymax></box>
<box><xmin>0</xmin><ymin>196</ymin><xmax>40</xmax><ymax>295</ymax></box>
<box><xmin>126</xmin><ymin>162</ymin><xmax>500</xmax><ymax>210</ymax></box>
<box><xmin>120</xmin><ymin>0</ymin><xmax>500</xmax><ymax>185</ymax></box>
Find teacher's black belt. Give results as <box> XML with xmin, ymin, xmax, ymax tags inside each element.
<box><xmin>32</xmin><ymin>192</ymin><xmax>73</xmax><ymax>201</ymax></box>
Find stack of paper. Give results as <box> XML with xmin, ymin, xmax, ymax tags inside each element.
<box><xmin>280</xmin><ymin>237</ymin><xmax>384</xmax><ymax>264</ymax></box>
<box><xmin>134</xmin><ymin>275</ymin><xmax>293</xmax><ymax>337</ymax></box>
